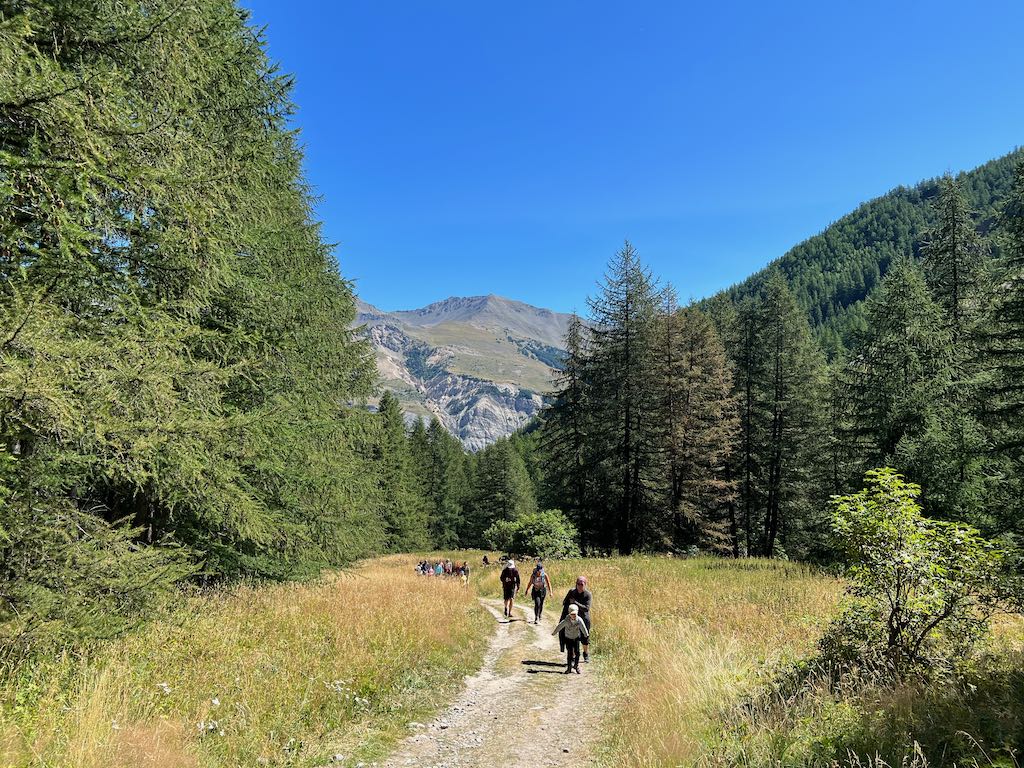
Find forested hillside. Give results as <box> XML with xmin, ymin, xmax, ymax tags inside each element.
<box><xmin>709</xmin><ymin>149</ymin><xmax>1022</xmax><ymax>355</ymax></box>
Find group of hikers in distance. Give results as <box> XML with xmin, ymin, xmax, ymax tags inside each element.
<box><xmin>496</xmin><ymin>557</ymin><xmax>593</xmax><ymax>675</ymax></box>
<box><xmin>414</xmin><ymin>558</ymin><xmax>470</xmax><ymax>585</ymax></box>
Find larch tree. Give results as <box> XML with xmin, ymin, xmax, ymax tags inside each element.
<box><xmin>655</xmin><ymin>300</ymin><xmax>738</xmax><ymax>553</ymax></box>
<box><xmin>585</xmin><ymin>241</ymin><xmax>661</xmax><ymax>554</ymax></box>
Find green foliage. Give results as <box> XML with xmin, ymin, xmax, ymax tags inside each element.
<box><xmin>484</xmin><ymin>509</ymin><xmax>580</xmax><ymax>559</ymax></box>
<box><xmin>468</xmin><ymin>438</ymin><xmax>536</xmax><ymax>544</ymax></box>
<box><xmin>720</xmin><ymin>272</ymin><xmax>829</xmax><ymax>558</ymax></box>
<box><xmin>823</xmin><ymin>468</ymin><xmax>1009</xmax><ymax>675</ymax></box>
<box><xmin>0</xmin><ymin>0</ymin><xmax>381</xmax><ymax>638</ymax></box>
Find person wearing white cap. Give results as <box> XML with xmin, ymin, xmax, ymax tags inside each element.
<box><xmin>499</xmin><ymin>559</ymin><xmax>521</xmax><ymax>618</ymax></box>
<box><xmin>552</xmin><ymin>603</ymin><xmax>589</xmax><ymax>673</ymax></box>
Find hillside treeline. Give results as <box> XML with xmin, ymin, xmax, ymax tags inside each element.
<box><xmin>396</xmin><ymin>168</ymin><xmax>1024</xmax><ymax>562</ymax></box>
<box><xmin>714</xmin><ymin>149</ymin><xmax>1022</xmax><ymax>357</ymax></box>
<box><xmin>531</xmin><ymin>170</ymin><xmax>1024</xmax><ymax>559</ymax></box>
<box><xmin>0</xmin><ymin>0</ymin><xmax>421</xmax><ymax>641</ymax></box>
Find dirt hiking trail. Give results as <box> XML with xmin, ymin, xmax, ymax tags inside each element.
<box><xmin>379</xmin><ymin>597</ymin><xmax>608</xmax><ymax>768</ymax></box>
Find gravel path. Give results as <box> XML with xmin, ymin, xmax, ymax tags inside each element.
<box><xmin>377</xmin><ymin>597</ymin><xmax>607</xmax><ymax>768</ymax></box>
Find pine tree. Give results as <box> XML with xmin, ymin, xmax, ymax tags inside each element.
<box><xmin>757</xmin><ymin>273</ymin><xmax>828</xmax><ymax>557</ymax></box>
<box><xmin>981</xmin><ymin>162</ymin><xmax>1024</xmax><ymax>535</ymax></box>
<box><xmin>425</xmin><ymin>418</ymin><xmax>470</xmax><ymax>547</ymax></box>
<box><xmin>986</xmin><ymin>162</ymin><xmax>1024</xmax><ymax>449</ymax></box>
<box><xmin>585</xmin><ymin>242</ymin><xmax>661</xmax><ymax>554</ymax></box>
<box><xmin>468</xmin><ymin>438</ymin><xmax>536</xmax><ymax>544</ymax></box>
<box><xmin>0</xmin><ymin>0</ymin><xmax>381</xmax><ymax>635</ymax></box>
<box><xmin>921</xmin><ymin>175</ymin><xmax>989</xmax><ymax>344</ymax></box>
<box><xmin>835</xmin><ymin>257</ymin><xmax>994</xmax><ymax>520</ymax></box>
<box><xmin>724</xmin><ymin>296</ymin><xmax>767</xmax><ymax>555</ymax></box>
<box><xmin>375</xmin><ymin>393</ymin><xmax>431</xmax><ymax>550</ymax></box>
<box><xmin>540</xmin><ymin>313</ymin><xmax>594</xmax><ymax>543</ymax></box>
<box><xmin>655</xmin><ymin>300</ymin><xmax>738</xmax><ymax>553</ymax></box>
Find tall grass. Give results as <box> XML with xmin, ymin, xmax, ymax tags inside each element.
<box><xmin>475</xmin><ymin>555</ymin><xmax>1024</xmax><ymax>768</ymax></box>
<box><xmin>473</xmin><ymin>555</ymin><xmax>843</xmax><ymax>767</ymax></box>
<box><xmin>0</xmin><ymin>556</ymin><xmax>489</xmax><ymax>768</ymax></box>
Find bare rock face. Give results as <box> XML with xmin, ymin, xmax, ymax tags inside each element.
<box><xmin>354</xmin><ymin>296</ymin><xmax>571</xmax><ymax>449</ymax></box>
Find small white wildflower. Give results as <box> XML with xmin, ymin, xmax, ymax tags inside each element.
<box><xmin>218</xmin><ymin>729</ymin><xmax>225</xmax><ymax>737</ymax></box>
<box><xmin>111</xmin><ymin>720</ymin><xmax>120</xmax><ymax>731</ymax></box>
<box><xmin>211</xmin><ymin>697</ymin><xmax>220</xmax><ymax>707</ymax></box>
<box><xmin>156</xmin><ymin>682</ymin><xmax>172</xmax><ymax>695</ymax></box>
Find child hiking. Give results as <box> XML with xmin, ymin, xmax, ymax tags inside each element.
<box><xmin>526</xmin><ymin>560</ymin><xmax>552</xmax><ymax>624</ymax></box>
<box><xmin>552</xmin><ymin>604</ymin><xmax>589</xmax><ymax>673</ymax></box>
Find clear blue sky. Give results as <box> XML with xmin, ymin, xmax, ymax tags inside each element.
<box><xmin>242</xmin><ymin>0</ymin><xmax>1024</xmax><ymax>313</ymax></box>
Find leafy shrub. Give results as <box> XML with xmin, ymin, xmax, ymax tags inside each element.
<box><xmin>484</xmin><ymin>509</ymin><xmax>579</xmax><ymax>559</ymax></box>
<box><xmin>822</xmin><ymin>468</ymin><xmax>1010</xmax><ymax>675</ymax></box>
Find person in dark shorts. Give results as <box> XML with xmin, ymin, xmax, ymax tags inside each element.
<box><xmin>500</xmin><ymin>559</ymin><xmax>520</xmax><ymax>618</ymax></box>
<box><xmin>552</xmin><ymin>604</ymin><xmax>589</xmax><ymax>673</ymax></box>
<box><xmin>560</xmin><ymin>576</ymin><xmax>592</xmax><ymax>662</ymax></box>
<box><xmin>526</xmin><ymin>560</ymin><xmax>552</xmax><ymax>624</ymax></box>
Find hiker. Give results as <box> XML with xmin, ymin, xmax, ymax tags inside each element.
<box><xmin>460</xmin><ymin>561</ymin><xmax>471</xmax><ymax>586</ymax></box>
<box><xmin>434</xmin><ymin>561</ymin><xmax>443</xmax><ymax>577</ymax></box>
<box><xmin>560</xmin><ymin>576</ymin><xmax>593</xmax><ymax>663</ymax></box>
<box><xmin>499</xmin><ymin>559</ymin><xmax>521</xmax><ymax>618</ymax></box>
<box><xmin>552</xmin><ymin>604</ymin><xmax>589</xmax><ymax>674</ymax></box>
<box><xmin>482</xmin><ymin>555</ymin><xmax>490</xmax><ymax>567</ymax></box>
<box><xmin>526</xmin><ymin>560</ymin><xmax>552</xmax><ymax>624</ymax></box>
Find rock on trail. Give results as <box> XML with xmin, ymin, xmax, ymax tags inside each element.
<box><xmin>377</xmin><ymin>598</ymin><xmax>607</xmax><ymax>768</ymax></box>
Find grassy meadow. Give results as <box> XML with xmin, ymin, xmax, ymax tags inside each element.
<box><xmin>476</xmin><ymin>556</ymin><xmax>844</xmax><ymax>766</ymax></box>
<box><xmin>4</xmin><ymin>554</ymin><xmax>1022</xmax><ymax>768</ymax></box>
<box><xmin>0</xmin><ymin>557</ymin><xmax>488</xmax><ymax>768</ymax></box>
<box><xmin>476</xmin><ymin>556</ymin><xmax>1024</xmax><ymax>768</ymax></box>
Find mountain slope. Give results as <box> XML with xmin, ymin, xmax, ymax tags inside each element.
<box><xmin>356</xmin><ymin>296</ymin><xmax>573</xmax><ymax>449</ymax></box>
<box><xmin>708</xmin><ymin>148</ymin><xmax>1022</xmax><ymax>354</ymax></box>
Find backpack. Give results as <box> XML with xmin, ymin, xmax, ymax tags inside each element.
<box><xmin>532</xmin><ymin>569</ymin><xmax>546</xmax><ymax>589</ymax></box>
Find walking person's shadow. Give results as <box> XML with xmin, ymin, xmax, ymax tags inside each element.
<box><xmin>521</xmin><ymin>659</ymin><xmax>565</xmax><ymax>674</ymax></box>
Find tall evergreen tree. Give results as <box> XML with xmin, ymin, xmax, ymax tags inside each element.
<box><xmin>757</xmin><ymin>273</ymin><xmax>828</xmax><ymax>557</ymax></box>
<box><xmin>540</xmin><ymin>313</ymin><xmax>594</xmax><ymax>542</ymax></box>
<box><xmin>375</xmin><ymin>393</ymin><xmax>431</xmax><ymax>551</ymax></box>
<box><xmin>468</xmin><ymin>438</ymin><xmax>536</xmax><ymax>544</ymax></box>
<box><xmin>724</xmin><ymin>296</ymin><xmax>767</xmax><ymax>555</ymax></box>
<box><xmin>425</xmin><ymin>417</ymin><xmax>470</xmax><ymax>547</ymax></box>
<box><xmin>0</xmin><ymin>0</ymin><xmax>381</xmax><ymax>635</ymax></box>
<box><xmin>655</xmin><ymin>298</ymin><xmax>738</xmax><ymax>552</ymax></box>
<box><xmin>585</xmin><ymin>242</ymin><xmax>661</xmax><ymax>554</ymax></box>
<box><xmin>921</xmin><ymin>175</ymin><xmax>989</xmax><ymax>344</ymax></box>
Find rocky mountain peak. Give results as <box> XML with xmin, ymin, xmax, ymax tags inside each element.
<box><xmin>354</xmin><ymin>294</ymin><xmax>572</xmax><ymax>449</ymax></box>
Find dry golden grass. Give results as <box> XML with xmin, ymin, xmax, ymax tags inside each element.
<box><xmin>474</xmin><ymin>555</ymin><xmax>843</xmax><ymax>767</ymax></box>
<box><xmin>0</xmin><ymin>556</ymin><xmax>489</xmax><ymax>768</ymax></box>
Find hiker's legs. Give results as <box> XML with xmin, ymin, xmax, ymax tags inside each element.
<box><xmin>533</xmin><ymin>589</ymin><xmax>546</xmax><ymax>622</ymax></box>
<box><xmin>565</xmin><ymin>638</ymin><xmax>580</xmax><ymax>670</ymax></box>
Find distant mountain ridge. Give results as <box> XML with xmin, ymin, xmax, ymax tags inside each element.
<box><xmin>355</xmin><ymin>295</ymin><xmax>574</xmax><ymax>449</ymax></box>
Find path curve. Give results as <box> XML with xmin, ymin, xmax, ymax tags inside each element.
<box><xmin>378</xmin><ymin>596</ymin><xmax>606</xmax><ymax>768</ymax></box>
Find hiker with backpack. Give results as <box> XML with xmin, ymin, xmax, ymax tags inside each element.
<box><xmin>559</xmin><ymin>576</ymin><xmax>593</xmax><ymax>663</ymax></box>
<box><xmin>499</xmin><ymin>559</ymin><xmax>521</xmax><ymax>618</ymax></box>
<box><xmin>552</xmin><ymin>603</ymin><xmax>589</xmax><ymax>674</ymax></box>
<box><xmin>526</xmin><ymin>560</ymin><xmax>552</xmax><ymax>624</ymax></box>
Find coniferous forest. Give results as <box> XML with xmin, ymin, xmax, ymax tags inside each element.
<box><xmin>4</xmin><ymin>0</ymin><xmax>1024</xmax><ymax>652</ymax></box>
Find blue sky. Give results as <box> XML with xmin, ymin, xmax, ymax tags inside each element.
<box><xmin>243</xmin><ymin>0</ymin><xmax>1024</xmax><ymax>314</ymax></box>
